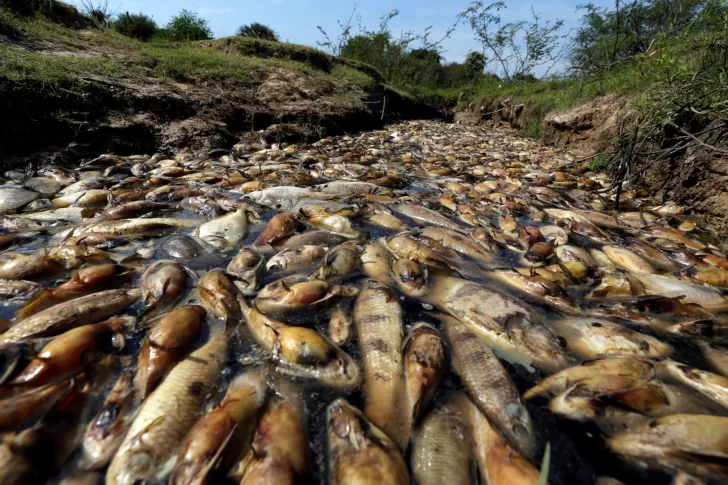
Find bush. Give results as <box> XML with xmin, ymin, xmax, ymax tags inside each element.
<box><xmin>112</xmin><ymin>12</ymin><xmax>157</xmax><ymax>41</ymax></box>
<box><xmin>165</xmin><ymin>9</ymin><xmax>212</xmax><ymax>42</ymax></box>
<box><xmin>237</xmin><ymin>22</ymin><xmax>278</xmax><ymax>41</ymax></box>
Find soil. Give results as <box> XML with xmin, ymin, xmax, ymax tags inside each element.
<box><xmin>541</xmin><ymin>94</ymin><xmax>634</xmax><ymax>156</ymax></box>
<box><xmin>0</xmin><ymin>40</ymin><xmax>440</xmax><ymax>169</ymax></box>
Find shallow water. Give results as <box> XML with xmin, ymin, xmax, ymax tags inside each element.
<box><xmin>1</xmin><ymin>120</ymin><xmax>727</xmax><ymax>484</ymax></box>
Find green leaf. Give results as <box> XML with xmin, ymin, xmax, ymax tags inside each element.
<box><xmin>538</xmin><ymin>442</ymin><xmax>551</xmax><ymax>485</ymax></box>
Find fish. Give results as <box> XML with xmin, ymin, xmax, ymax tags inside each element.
<box><xmin>305</xmin><ymin>214</ymin><xmax>362</xmax><ymax>239</ymax></box>
<box><xmin>237</xmin><ymin>390</ymin><xmax>311</xmax><ymax>485</ymax></box>
<box><xmin>441</xmin><ymin>314</ymin><xmax>534</xmax><ymax>458</ymax></box>
<box><xmin>524</xmin><ymin>356</ymin><xmax>656</xmax><ymax>399</ymax></box>
<box><xmin>327</xmin><ymin>398</ymin><xmax>410</xmax><ymax>485</ymax></box>
<box><xmin>631</xmin><ymin>273</ymin><xmax>728</xmax><ymax>312</ymax></box>
<box><xmin>657</xmin><ymin>360</ymin><xmax>728</xmax><ymax>411</ymax></box>
<box><xmin>309</xmin><ymin>241</ymin><xmax>362</xmax><ymax>281</ymax></box>
<box><xmin>0</xmin><ymin>376</ymin><xmax>77</xmax><ymax>431</ymax></box>
<box><xmin>328</xmin><ymin>305</ymin><xmax>352</xmax><ymax>346</ymax></box>
<box><xmin>194</xmin><ymin>207</ymin><xmax>248</xmax><ymax>248</ymax></box>
<box><xmin>1</xmin><ymin>289</ymin><xmax>140</xmax><ymax>342</ymax></box>
<box><xmin>15</xmin><ymin>264</ymin><xmax>130</xmax><ymax>320</ymax></box>
<box><xmin>255</xmin><ymin>279</ymin><xmax>358</xmax><ymax>314</ymax></box>
<box><xmin>226</xmin><ymin>248</ymin><xmax>264</xmax><ymax>295</ymax></box>
<box><xmin>360</xmin><ymin>241</ymin><xmax>393</xmax><ymax>287</ymax></box>
<box><xmin>105</xmin><ymin>333</ymin><xmax>229</xmax><ymax>485</ymax></box>
<box><xmin>169</xmin><ymin>371</ymin><xmax>268</xmax><ymax>485</ymax></box>
<box><xmin>135</xmin><ymin>305</ymin><xmax>205</xmax><ymax>399</ymax></box>
<box><xmin>419</xmin><ymin>226</ymin><xmax>494</xmax><ymax>263</ymax></box>
<box><xmin>253</xmin><ymin>213</ymin><xmax>296</xmax><ymax>246</ymax></box>
<box><xmin>547</xmin><ymin>317</ymin><xmax>674</xmax><ymax>359</ymax></box>
<box><xmin>486</xmin><ymin>268</ymin><xmax>578</xmax><ymax>313</ymax></box>
<box><xmin>608</xmin><ymin>414</ymin><xmax>728</xmax><ymax>479</ymax></box>
<box><xmin>402</xmin><ymin>323</ymin><xmax>445</xmax><ymax>437</ymax></box>
<box><xmin>0</xmin><ymin>188</ymin><xmax>40</xmax><ymax>214</ymax></box>
<box><xmin>80</xmin><ymin>370</ymin><xmax>136</xmax><ymax>470</ymax></box>
<box><xmin>69</xmin><ymin>218</ymin><xmax>200</xmax><ymax>238</ymax></box>
<box><xmin>9</xmin><ymin>317</ymin><xmax>128</xmax><ymax>387</ymax></box>
<box><xmin>412</xmin><ymin>406</ymin><xmax>471</xmax><ymax>485</ymax></box>
<box><xmin>239</xmin><ymin>296</ymin><xmax>360</xmax><ymax>388</ymax></box>
<box><xmin>392</xmin><ymin>258</ymin><xmax>429</xmax><ymax>298</ymax></box>
<box><xmin>603</xmin><ymin>245</ymin><xmax>655</xmax><ymax>273</ymax></box>
<box><xmin>457</xmin><ymin>394</ymin><xmax>542</xmax><ymax>485</ymax></box>
<box><xmin>423</xmin><ymin>275</ymin><xmax>568</xmax><ymax>372</ymax></box>
<box><xmin>140</xmin><ymin>260</ymin><xmax>187</xmax><ymax>315</ymax></box>
<box><xmin>389</xmin><ymin>203</ymin><xmax>464</xmax><ymax>231</ymax></box>
<box><xmin>278</xmin><ymin>230</ymin><xmax>346</xmax><ymax>251</ymax></box>
<box><xmin>266</xmin><ymin>245</ymin><xmax>326</xmax><ymax>274</ymax></box>
<box><xmin>699</xmin><ymin>342</ymin><xmax>728</xmax><ymax>376</ymax></box>
<box><xmin>354</xmin><ymin>279</ymin><xmax>406</xmax><ymax>448</ymax></box>
<box><xmin>198</xmin><ymin>270</ymin><xmax>241</xmax><ymax>323</ymax></box>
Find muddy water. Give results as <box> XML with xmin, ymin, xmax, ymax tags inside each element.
<box><xmin>1</xmin><ymin>120</ymin><xmax>727</xmax><ymax>484</ymax></box>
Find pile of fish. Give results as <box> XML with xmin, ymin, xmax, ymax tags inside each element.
<box><xmin>1</xmin><ymin>119</ymin><xmax>728</xmax><ymax>484</ymax></box>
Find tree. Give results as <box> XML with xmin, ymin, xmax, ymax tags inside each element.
<box><xmin>112</xmin><ymin>12</ymin><xmax>157</xmax><ymax>41</ymax></box>
<box><xmin>459</xmin><ymin>2</ymin><xmax>568</xmax><ymax>80</ymax></box>
<box><xmin>237</xmin><ymin>22</ymin><xmax>279</xmax><ymax>41</ymax></box>
<box><xmin>464</xmin><ymin>51</ymin><xmax>486</xmax><ymax>81</ymax></box>
<box><xmin>165</xmin><ymin>9</ymin><xmax>212</xmax><ymax>41</ymax></box>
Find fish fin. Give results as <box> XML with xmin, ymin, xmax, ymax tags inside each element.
<box><xmin>130</xmin><ymin>415</ymin><xmax>166</xmax><ymax>447</ymax></box>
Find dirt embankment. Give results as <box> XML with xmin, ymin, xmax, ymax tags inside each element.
<box><xmin>463</xmin><ymin>93</ymin><xmax>728</xmax><ymax>232</ymax></box>
<box><xmin>0</xmin><ymin>17</ymin><xmax>440</xmax><ymax>168</ymax></box>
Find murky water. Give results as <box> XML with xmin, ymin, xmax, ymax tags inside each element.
<box><xmin>1</xmin><ymin>120</ymin><xmax>727</xmax><ymax>484</ymax></box>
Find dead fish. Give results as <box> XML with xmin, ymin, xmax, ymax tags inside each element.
<box><xmin>412</xmin><ymin>406</ymin><xmax>471</xmax><ymax>485</ymax></box>
<box><xmin>457</xmin><ymin>393</ymin><xmax>542</xmax><ymax>485</ymax></box>
<box><xmin>361</xmin><ymin>241</ymin><xmax>394</xmax><ymax>287</ymax></box>
<box><xmin>243</xmin><ymin>186</ymin><xmax>315</xmax><ymax>206</ymax></box>
<box><xmin>402</xmin><ymin>323</ymin><xmax>445</xmax><ymax>437</ymax></box>
<box><xmin>678</xmin><ymin>265</ymin><xmax>728</xmax><ymax>288</ymax></box>
<box><xmin>354</xmin><ymin>279</ymin><xmax>406</xmax><ymax>449</ymax></box>
<box><xmin>255</xmin><ymin>279</ymin><xmax>358</xmax><ymax>314</ymax></box>
<box><xmin>699</xmin><ymin>342</ymin><xmax>728</xmax><ymax>377</ymax></box>
<box><xmin>486</xmin><ymin>268</ymin><xmax>578</xmax><ymax>314</ymax></box>
<box><xmin>278</xmin><ymin>230</ymin><xmax>346</xmax><ymax>251</ymax></box>
<box><xmin>161</xmin><ymin>235</ymin><xmax>207</xmax><ymax>260</ymax></box>
<box><xmin>631</xmin><ymin>273</ymin><xmax>728</xmax><ymax>313</ymax></box>
<box><xmin>539</xmin><ymin>225</ymin><xmax>569</xmax><ymax>246</ymax></box>
<box><xmin>236</xmin><ymin>390</ymin><xmax>311</xmax><ymax>485</ymax></box>
<box><xmin>644</xmin><ymin>227</ymin><xmax>705</xmax><ymax>250</ymax></box>
<box><xmin>423</xmin><ymin>275</ymin><xmax>568</xmax><ymax>372</ymax></box>
<box><xmin>0</xmin><ymin>376</ymin><xmax>77</xmax><ymax>431</ymax></box>
<box><xmin>135</xmin><ymin>305</ymin><xmax>205</xmax><ymax>399</ymax></box>
<box><xmin>1</xmin><ymin>289</ymin><xmax>140</xmax><ymax>342</ymax></box>
<box><xmin>170</xmin><ymin>371</ymin><xmax>268</xmax><ymax>485</ymax></box>
<box><xmin>327</xmin><ymin>398</ymin><xmax>410</xmax><ymax>485</ymax></box>
<box><xmin>106</xmin><ymin>333</ymin><xmax>229</xmax><ymax>485</ymax></box>
<box><xmin>239</xmin><ymin>297</ymin><xmax>360</xmax><ymax>388</ymax></box>
<box><xmin>70</xmin><ymin>218</ymin><xmax>199</xmax><ymax>238</ymax></box>
<box><xmin>608</xmin><ymin>414</ymin><xmax>728</xmax><ymax>479</ymax></box>
<box><xmin>10</xmin><ymin>207</ymin><xmax>92</xmax><ymax>223</ymax></box>
<box><xmin>305</xmin><ymin>214</ymin><xmax>362</xmax><ymax>239</ymax></box>
<box><xmin>603</xmin><ymin>246</ymin><xmax>655</xmax><ymax>274</ymax></box>
<box><xmin>316</xmin><ymin>180</ymin><xmax>382</xmax><ymax>195</ymax></box>
<box><xmin>658</xmin><ymin>360</ymin><xmax>728</xmax><ymax>411</ymax></box>
<box><xmin>524</xmin><ymin>356</ymin><xmax>656</xmax><ymax>399</ymax></box>
<box><xmin>80</xmin><ymin>370</ymin><xmax>136</xmax><ymax>470</ymax></box>
<box><xmin>94</xmin><ymin>201</ymin><xmax>169</xmax><ymax>221</ymax></box>
<box><xmin>194</xmin><ymin>207</ymin><xmax>248</xmax><ymax>248</ymax></box>
<box><xmin>9</xmin><ymin>318</ymin><xmax>128</xmax><ymax>387</ymax></box>
<box><xmin>16</xmin><ymin>264</ymin><xmax>130</xmax><ymax>320</ymax></box>
<box><xmin>0</xmin><ymin>376</ymin><xmax>97</xmax><ymax>485</ymax></box>
<box><xmin>197</xmin><ymin>270</ymin><xmax>240</xmax><ymax>325</ymax></box>
<box><xmin>226</xmin><ymin>248</ymin><xmax>263</xmax><ymax>295</ymax></box>
<box><xmin>382</xmin><ymin>234</ymin><xmax>454</xmax><ymax>271</ymax></box>
<box><xmin>548</xmin><ymin>317</ymin><xmax>673</xmax><ymax>360</ymax></box>
<box><xmin>0</xmin><ymin>188</ymin><xmax>40</xmax><ymax>214</ymax></box>
<box><xmin>392</xmin><ymin>258</ymin><xmax>429</xmax><ymax>298</ymax></box>
<box><xmin>667</xmin><ymin>319</ymin><xmax>728</xmax><ymax>342</ymax></box>
<box><xmin>24</xmin><ymin>177</ymin><xmax>61</xmax><ymax>197</ymax></box>
<box><xmin>420</xmin><ymin>226</ymin><xmax>493</xmax><ymax>263</ymax></box>
<box><xmin>367</xmin><ymin>212</ymin><xmax>407</xmax><ymax>231</ymax></box>
<box><xmin>550</xmin><ymin>375</ymin><xmax>706</xmax><ymax>429</ymax></box>
<box><xmin>0</xmin><ymin>254</ymin><xmax>66</xmax><ymax>281</ymax></box>
<box><xmin>309</xmin><ymin>241</ymin><xmax>362</xmax><ymax>281</ymax></box>
<box><xmin>328</xmin><ymin>305</ymin><xmax>352</xmax><ymax>346</ymax></box>
<box><xmin>389</xmin><ymin>203</ymin><xmax>463</xmax><ymax>231</ymax></box>
<box><xmin>254</xmin><ymin>213</ymin><xmax>296</xmax><ymax>246</ymax></box>
<box><xmin>267</xmin><ymin>245</ymin><xmax>326</xmax><ymax>274</ymax></box>
<box><xmin>441</xmin><ymin>314</ymin><xmax>534</xmax><ymax>458</ymax></box>
<box><xmin>141</xmin><ymin>260</ymin><xmax>187</xmax><ymax>316</ymax></box>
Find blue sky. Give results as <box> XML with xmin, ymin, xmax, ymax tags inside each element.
<box><xmin>66</xmin><ymin>0</ymin><xmax>613</xmax><ymax>66</ymax></box>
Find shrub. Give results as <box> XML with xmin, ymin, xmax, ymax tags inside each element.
<box><xmin>165</xmin><ymin>9</ymin><xmax>212</xmax><ymax>42</ymax></box>
<box><xmin>237</xmin><ymin>22</ymin><xmax>278</xmax><ymax>41</ymax></box>
<box><xmin>112</xmin><ymin>12</ymin><xmax>157</xmax><ymax>41</ymax></box>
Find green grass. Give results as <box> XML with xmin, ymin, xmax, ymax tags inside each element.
<box><xmin>0</xmin><ymin>5</ymin><xmax>379</xmax><ymax>104</ymax></box>
<box><xmin>463</xmin><ymin>63</ymin><xmax>656</xmax><ymax>137</ymax></box>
